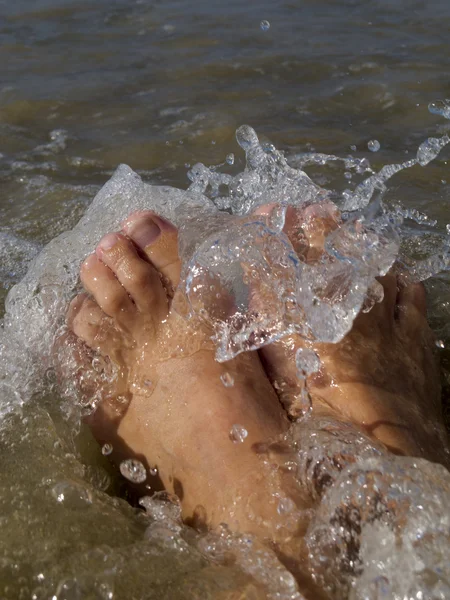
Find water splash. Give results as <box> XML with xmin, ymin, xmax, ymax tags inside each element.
<box><xmin>367</xmin><ymin>139</ymin><xmax>380</xmax><ymax>152</ymax></box>
<box><xmin>1</xmin><ymin>108</ymin><xmax>450</xmax><ymax>599</ymax></box>
<box><xmin>428</xmin><ymin>99</ymin><xmax>450</xmax><ymax>120</ymax></box>
<box><xmin>119</xmin><ymin>459</ymin><xmax>147</xmax><ymax>483</ymax></box>
<box><xmin>101</xmin><ymin>443</ymin><xmax>113</xmax><ymax>456</ymax></box>
<box><xmin>182</xmin><ymin>120</ymin><xmax>450</xmax><ymax>361</ymax></box>
<box><xmin>220</xmin><ymin>372</ymin><xmax>235</xmax><ymax>387</ymax></box>
<box><xmin>306</xmin><ymin>456</ymin><xmax>450</xmax><ymax>598</ymax></box>
<box><xmin>229</xmin><ymin>424</ymin><xmax>248</xmax><ymax>444</ymax></box>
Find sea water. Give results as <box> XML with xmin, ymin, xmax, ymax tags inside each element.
<box><xmin>1</xmin><ymin>122</ymin><xmax>449</xmax><ymax>599</ymax></box>
<box><xmin>1</xmin><ymin>1</ymin><xmax>450</xmax><ymax>598</ymax></box>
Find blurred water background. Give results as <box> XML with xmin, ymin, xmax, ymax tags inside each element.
<box><xmin>1</xmin><ymin>0</ymin><xmax>450</xmax><ymax>307</ymax></box>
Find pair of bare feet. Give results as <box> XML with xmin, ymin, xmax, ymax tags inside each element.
<box><xmin>64</xmin><ymin>204</ymin><xmax>449</xmax><ymax>560</ymax></box>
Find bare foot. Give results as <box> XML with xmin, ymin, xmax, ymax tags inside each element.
<box><xmin>258</xmin><ymin>204</ymin><xmax>449</xmax><ymax>466</ymax></box>
<box><xmin>65</xmin><ymin>211</ymin><xmax>291</xmax><ymax>539</ymax></box>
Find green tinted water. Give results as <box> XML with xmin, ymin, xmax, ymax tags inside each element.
<box><xmin>1</xmin><ymin>0</ymin><xmax>450</xmax><ymax>597</ymax></box>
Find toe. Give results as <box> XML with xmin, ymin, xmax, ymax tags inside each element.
<box><xmin>67</xmin><ymin>293</ymin><xmax>111</xmax><ymax>350</ymax></box>
<box><xmin>396</xmin><ymin>281</ymin><xmax>429</xmax><ymax>337</ymax></box>
<box><xmin>253</xmin><ymin>201</ymin><xmax>340</xmax><ymax>261</ymax></box>
<box><xmin>379</xmin><ymin>272</ymin><xmax>398</xmax><ymax>313</ymax></box>
<box><xmin>370</xmin><ymin>272</ymin><xmax>398</xmax><ymax>323</ymax></box>
<box><xmin>80</xmin><ymin>252</ymin><xmax>137</xmax><ymax>321</ymax></box>
<box><xmin>299</xmin><ymin>202</ymin><xmax>340</xmax><ymax>261</ymax></box>
<box><xmin>121</xmin><ymin>211</ymin><xmax>181</xmax><ymax>292</ymax></box>
<box><xmin>95</xmin><ymin>232</ymin><xmax>169</xmax><ymax>314</ymax></box>
<box><xmin>259</xmin><ymin>334</ymin><xmax>304</xmax><ymax>417</ymax></box>
<box><xmin>397</xmin><ymin>281</ymin><xmax>427</xmax><ymax>318</ymax></box>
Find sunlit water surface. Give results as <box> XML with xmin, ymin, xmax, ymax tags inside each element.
<box><xmin>1</xmin><ymin>0</ymin><xmax>450</xmax><ymax>598</ymax></box>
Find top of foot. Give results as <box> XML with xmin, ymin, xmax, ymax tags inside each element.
<box><xmin>258</xmin><ymin>203</ymin><xmax>449</xmax><ymax>466</ymax></box>
<box><xmin>65</xmin><ymin>210</ymin><xmax>290</xmax><ymax>538</ymax></box>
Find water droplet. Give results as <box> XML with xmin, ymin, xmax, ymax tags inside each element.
<box><xmin>260</xmin><ymin>20</ymin><xmax>270</xmax><ymax>31</ymax></box>
<box><xmin>428</xmin><ymin>99</ymin><xmax>450</xmax><ymax>120</ymax></box>
<box><xmin>446</xmin><ymin>224</ymin><xmax>450</xmax><ymax>234</ymax></box>
<box><xmin>149</xmin><ymin>466</ymin><xmax>158</xmax><ymax>476</ymax></box>
<box><xmin>277</xmin><ymin>496</ymin><xmax>295</xmax><ymax>515</ymax></box>
<box><xmin>226</xmin><ymin>153</ymin><xmax>235</xmax><ymax>165</ymax></box>
<box><xmin>51</xmin><ymin>481</ymin><xmax>93</xmax><ymax>508</ymax></box>
<box><xmin>296</xmin><ymin>348</ymin><xmax>321</xmax><ymax>376</ymax></box>
<box><xmin>416</xmin><ymin>135</ymin><xmax>450</xmax><ymax>166</ymax></box>
<box><xmin>368</xmin><ymin>139</ymin><xmax>380</xmax><ymax>152</ymax></box>
<box><xmin>436</xmin><ymin>340</ymin><xmax>445</xmax><ymax>349</ymax></box>
<box><xmin>140</xmin><ymin>491</ymin><xmax>182</xmax><ymax>522</ymax></box>
<box><xmin>269</xmin><ymin>204</ymin><xmax>287</xmax><ymax>232</ymax></box>
<box><xmin>344</xmin><ymin>171</ymin><xmax>352</xmax><ymax>180</ymax></box>
<box><xmin>91</xmin><ymin>356</ymin><xmax>103</xmax><ymax>372</ymax></box>
<box><xmin>220</xmin><ymin>372</ymin><xmax>235</xmax><ymax>387</ymax></box>
<box><xmin>350</xmin><ymin>144</ymin><xmax>357</xmax><ymax>151</ymax></box>
<box><xmin>120</xmin><ymin>459</ymin><xmax>147</xmax><ymax>483</ymax></box>
<box><xmin>236</xmin><ymin>125</ymin><xmax>259</xmax><ymax>151</ymax></box>
<box><xmin>229</xmin><ymin>424</ymin><xmax>248</xmax><ymax>443</ymax></box>
<box><xmin>102</xmin><ymin>443</ymin><xmax>113</xmax><ymax>456</ymax></box>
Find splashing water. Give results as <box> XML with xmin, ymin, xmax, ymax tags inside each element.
<box><xmin>306</xmin><ymin>456</ymin><xmax>450</xmax><ymax>598</ymax></box>
<box><xmin>220</xmin><ymin>372</ymin><xmax>235</xmax><ymax>387</ymax></box>
<box><xmin>120</xmin><ymin>459</ymin><xmax>147</xmax><ymax>484</ymax></box>
<box><xmin>101</xmin><ymin>443</ymin><xmax>113</xmax><ymax>456</ymax></box>
<box><xmin>182</xmin><ymin>121</ymin><xmax>450</xmax><ymax>362</ymax></box>
<box><xmin>429</xmin><ymin>99</ymin><xmax>450</xmax><ymax>120</ymax></box>
<box><xmin>1</xmin><ymin>106</ymin><xmax>450</xmax><ymax>599</ymax></box>
<box><xmin>295</xmin><ymin>348</ymin><xmax>321</xmax><ymax>377</ymax></box>
<box><xmin>229</xmin><ymin>424</ymin><xmax>248</xmax><ymax>444</ymax></box>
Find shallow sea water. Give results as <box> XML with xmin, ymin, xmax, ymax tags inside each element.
<box><xmin>1</xmin><ymin>0</ymin><xmax>450</xmax><ymax>598</ymax></box>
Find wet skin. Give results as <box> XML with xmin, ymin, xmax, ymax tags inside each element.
<box><xmin>65</xmin><ymin>206</ymin><xmax>449</xmax><ymax>555</ymax></box>
<box><xmin>257</xmin><ymin>203</ymin><xmax>449</xmax><ymax>466</ymax></box>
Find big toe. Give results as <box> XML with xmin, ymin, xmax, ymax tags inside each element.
<box><xmin>121</xmin><ymin>211</ymin><xmax>181</xmax><ymax>294</ymax></box>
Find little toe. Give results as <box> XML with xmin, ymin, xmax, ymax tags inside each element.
<box><xmin>379</xmin><ymin>272</ymin><xmax>398</xmax><ymax>314</ymax></box>
<box><xmin>95</xmin><ymin>232</ymin><xmax>168</xmax><ymax>314</ymax></box>
<box><xmin>397</xmin><ymin>281</ymin><xmax>427</xmax><ymax>318</ymax></box>
<box><xmin>121</xmin><ymin>211</ymin><xmax>181</xmax><ymax>292</ymax></box>
<box><xmin>396</xmin><ymin>281</ymin><xmax>429</xmax><ymax>337</ymax></box>
<box><xmin>370</xmin><ymin>272</ymin><xmax>398</xmax><ymax>324</ymax></box>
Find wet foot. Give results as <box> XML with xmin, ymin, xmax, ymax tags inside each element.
<box><xmin>65</xmin><ymin>211</ymin><xmax>290</xmax><ymax>537</ymax></box>
<box><xmin>258</xmin><ymin>204</ymin><xmax>449</xmax><ymax>466</ymax></box>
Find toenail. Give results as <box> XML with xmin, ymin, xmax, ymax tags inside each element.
<box><xmin>121</xmin><ymin>211</ymin><xmax>150</xmax><ymax>228</ymax></box>
<box><xmin>98</xmin><ymin>233</ymin><xmax>119</xmax><ymax>252</ymax></box>
<box><xmin>123</xmin><ymin>218</ymin><xmax>161</xmax><ymax>248</ymax></box>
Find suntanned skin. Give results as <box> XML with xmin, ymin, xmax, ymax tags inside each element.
<box><xmin>64</xmin><ymin>206</ymin><xmax>449</xmax><ymax>593</ymax></box>
<box><xmin>257</xmin><ymin>203</ymin><xmax>449</xmax><ymax>467</ymax></box>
